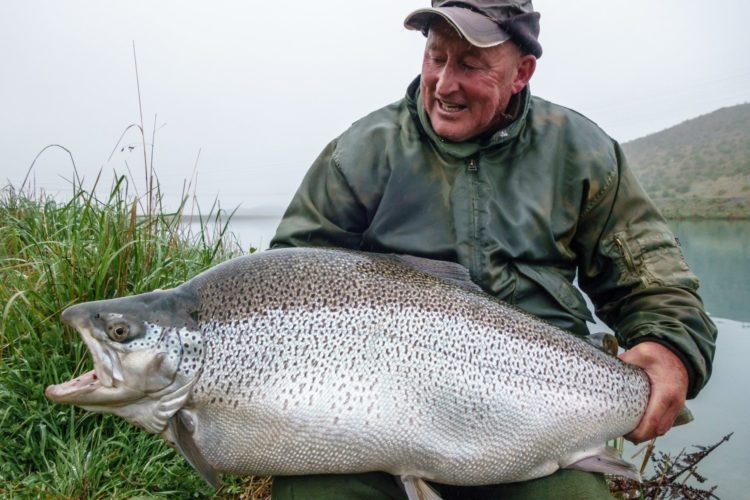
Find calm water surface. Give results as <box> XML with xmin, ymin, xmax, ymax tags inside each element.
<box><xmin>630</xmin><ymin>220</ymin><xmax>750</xmax><ymax>499</ymax></box>
<box><xmin>226</xmin><ymin>217</ymin><xmax>749</xmax><ymax>498</ymax></box>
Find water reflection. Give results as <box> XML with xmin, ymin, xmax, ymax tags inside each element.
<box><xmin>671</xmin><ymin>220</ymin><xmax>750</xmax><ymax>322</ymax></box>
<box><xmin>624</xmin><ymin>318</ymin><xmax>748</xmax><ymax>500</ymax></box>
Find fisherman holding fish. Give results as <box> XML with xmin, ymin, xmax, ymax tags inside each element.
<box><xmin>44</xmin><ymin>0</ymin><xmax>718</xmax><ymax>498</ymax></box>
<box><xmin>270</xmin><ymin>0</ymin><xmax>717</xmax><ymax>497</ymax></box>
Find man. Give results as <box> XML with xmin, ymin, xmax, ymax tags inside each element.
<box><xmin>270</xmin><ymin>1</ymin><xmax>717</xmax><ymax>498</ymax></box>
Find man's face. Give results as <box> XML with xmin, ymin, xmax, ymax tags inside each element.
<box><xmin>420</xmin><ymin>20</ymin><xmax>535</xmax><ymax>142</ymax></box>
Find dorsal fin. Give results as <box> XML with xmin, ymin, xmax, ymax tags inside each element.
<box><xmin>392</xmin><ymin>255</ymin><xmax>484</xmax><ymax>294</ymax></box>
<box><xmin>168</xmin><ymin>410</ymin><xmax>221</xmax><ymax>489</ymax></box>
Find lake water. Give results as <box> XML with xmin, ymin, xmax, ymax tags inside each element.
<box><xmin>627</xmin><ymin>220</ymin><xmax>750</xmax><ymax>499</ymax></box>
<box><xmin>223</xmin><ymin>217</ymin><xmax>749</xmax><ymax>498</ymax></box>
<box><xmin>217</xmin><ymin>214</ymin><xmax>283</xmax><ymax>252</ymax></box>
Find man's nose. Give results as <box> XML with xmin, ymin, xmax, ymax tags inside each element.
<box><xmin>435</xmin><ymin>64</ymin><xmax>460</xmax><ymax>97</ymax></box>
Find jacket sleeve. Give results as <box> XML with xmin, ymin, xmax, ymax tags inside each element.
<box><xmin>270</xmin><ymin>139</ymin><xmax>369</xmax><ymax>250</ymax></box>
<box><xmin>575</xmin><ymin>142</ymin><xmax>717</xmax><ymax>399</ymax></box>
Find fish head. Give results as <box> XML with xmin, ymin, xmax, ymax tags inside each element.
<box><xmin>45</xmin><ymin>288</ymin><xmax>203</xmax><ymax>433</ymax></box>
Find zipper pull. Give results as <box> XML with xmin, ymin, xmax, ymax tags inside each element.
<box><xmin>467</xmin><ymin>157</ymin><xmax>478</xmax><ymax>172</ymax></box>
<box><xmin>614</xmin><ymin>235</ymin><xmax>637</xmax><ymax>273</ymax></box>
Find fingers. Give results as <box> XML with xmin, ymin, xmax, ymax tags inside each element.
<box><xmin>619</xmin><ymin>342</ymin><xmax>689</xmax><ymax>444</ymax></box>
<box><xmin>625</xmin><ymin>380</ymin><xmax>682</xmax><ymax>443</ymax></box>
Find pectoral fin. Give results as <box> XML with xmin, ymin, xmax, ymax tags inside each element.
<box><xmin>168</xmin><ymin>410</ymin><xmax>221</xmax><ymax>489</ymax></box>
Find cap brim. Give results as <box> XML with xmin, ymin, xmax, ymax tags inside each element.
<box><xmin>404</xmin><ymin>7</ymin><xmax>511</xmax><ymax>48</ymax></box>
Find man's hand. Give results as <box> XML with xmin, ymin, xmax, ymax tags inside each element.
<box><xmin>619</xmin><ymin>341</ymin><xmax>689</xmax><ymax>444</ymax></box>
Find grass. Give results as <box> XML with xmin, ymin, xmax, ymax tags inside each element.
<box><xmin>0</xmin><ymin>174</ymin><xmax>270</xmax><ymax>498</ymax></box>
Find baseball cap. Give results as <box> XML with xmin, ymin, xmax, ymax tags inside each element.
<box><xmin>404</xmin><ymin>0</ymin><xmax>542</xmax><ymax>57</ymax></box>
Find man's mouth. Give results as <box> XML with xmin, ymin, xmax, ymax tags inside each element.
<box><xmin>438</xmin><ymin>99</ymin><xmax>466</xmax><ymax>113</ymax></box>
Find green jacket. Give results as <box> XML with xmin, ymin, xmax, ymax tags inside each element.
<box><xmin>271</xmin><ymin>77</ymin><xmax>717</xmax><ymax>398</ymax></box>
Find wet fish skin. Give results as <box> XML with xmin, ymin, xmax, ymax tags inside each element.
<box><xmin>46</xmin><ymin>248</ymin><xmax>649</xmax><ymax>490</ymax></box>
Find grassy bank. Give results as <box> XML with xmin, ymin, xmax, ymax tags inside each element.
<box><xmin>0</xmin><ymin>177</ymin><xmax>267</xmax><ymax>497</ymax></box>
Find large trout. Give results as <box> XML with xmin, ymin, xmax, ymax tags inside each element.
<box><xmin>45</xmin><ymin>248</ymin><xmax>650</xmax><ymax>498</ymax></box>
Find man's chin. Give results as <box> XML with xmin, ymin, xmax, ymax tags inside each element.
<box><xmin>432</xmin><ymin>123</ymin><xmax>473</xmax><ymax>143</ymax></box>
<box><xmin>429</xmin><ymin>110</ymin><xmax>483</xmax><ymax>142</ymax></box>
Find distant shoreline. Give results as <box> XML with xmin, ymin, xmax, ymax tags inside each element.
<box><xmin>655</xmin><ymin>197</ymin><xmax>750</xmax><ymax>220</ymax></box>
<box><xmin>179</xmin><ymin>212</ymin><xmax>283</xmax><ymax>222</ymax></box>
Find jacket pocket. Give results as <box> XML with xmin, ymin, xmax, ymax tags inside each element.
<box><xmin>603</xmin><ymin>228</ymin><xmax>699</xmax><ymax>290</ymax></box>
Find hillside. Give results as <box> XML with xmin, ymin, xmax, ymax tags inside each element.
<box><xmin>622</xmin><ymin>103</ymin><xmax>750</xmax><ymax>218</ymax></box>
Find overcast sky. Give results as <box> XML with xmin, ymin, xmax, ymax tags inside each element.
<box><xmin>2</xmin><ymin>0</ymin><xmax>749</xmax><ymax>213</ymax></box>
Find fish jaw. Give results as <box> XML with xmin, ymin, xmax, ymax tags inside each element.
<box><xmin>45</xmin><ymin>365</ymin><xmax>198</xmax><ymax>434</ymax></box>
<box><xmin>44</xmin><ymin>368</ymin><xmax>143</xmax><ymax>407</ymax></box>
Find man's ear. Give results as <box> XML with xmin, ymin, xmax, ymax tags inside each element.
<box><xmin>512</xmin><ymin>54</ymin><xmax>537</xmax><ymax>94</ymax></box>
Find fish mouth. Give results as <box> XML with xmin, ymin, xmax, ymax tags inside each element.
<box><xmin>44</xmin><ymin>365</ymin><xmax>144</xmax><ymax>407</ymax></box>
<box><xmin>45</xmin><ymin>369</ymin><xmax>100</xmax><ymax>402</ymax></box>
<box><xmin>45</xmin><ymin>306</ymin><xmax>143</xmax><ymax>407</ymax></box>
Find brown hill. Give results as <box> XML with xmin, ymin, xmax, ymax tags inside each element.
<box><xmin>622</xmin><ymin>103</ymin><xmax>750</xmax><ymax>218</ymax></box>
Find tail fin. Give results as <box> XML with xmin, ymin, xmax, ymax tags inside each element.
<box><xmin>673</xmin><ymin>406</ymin><xmax>694</xmax><ymax>427</ymax></box>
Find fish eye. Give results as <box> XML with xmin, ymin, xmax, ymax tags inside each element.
<box><xmin>107</xmin><ymin>322</ymin><xmax>130</xmax><ymax>342</ymax></box>
<box><xmin>98</xmin><ymin>313</ymin><xmax>145</xmax><ymax>342</ymax></box>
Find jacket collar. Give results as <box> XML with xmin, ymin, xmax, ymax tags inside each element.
<box><xmin>405</xmin><ymin>76</ymin><xmax>530</xmax><ymax>159</ymax></box>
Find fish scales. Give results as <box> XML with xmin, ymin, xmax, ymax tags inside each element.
<box><xmin>46</xmin><ymin>247</ymin><xmax>650</xmax><ymax>490</ymax></box>
<box><xmin>183</xmin><ymin>249</ymin><xmax>646</xmax><ymax>482</ymax></box>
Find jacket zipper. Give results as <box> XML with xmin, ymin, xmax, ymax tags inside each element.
<box><xmin>614</xmin><ymin>235</ymin><xmax>637</xmax><ymax>273</ymax></box>
<box><xmin>467</xmin><ymin>155</ymin><xmax>480</xmax><ymax>282</ymax></box>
